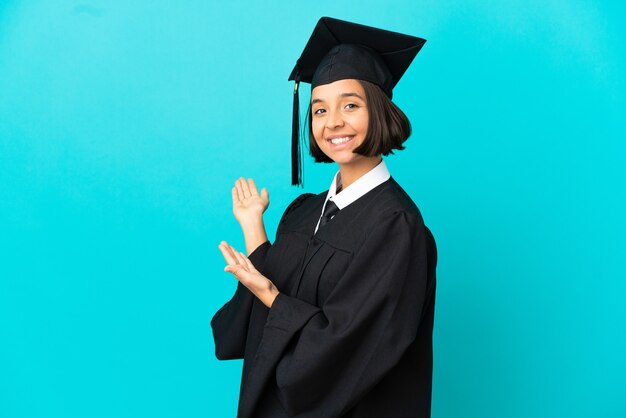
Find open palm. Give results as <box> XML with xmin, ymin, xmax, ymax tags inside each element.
<box><xmin>218</xmin><ymin>240</ymin><xmax>279</xmax><ymax>308</ymax></box>
<box><xmin>232</xmin><ymin>177</ymin><xmax>269</xmax><ymax>224</ymax></box>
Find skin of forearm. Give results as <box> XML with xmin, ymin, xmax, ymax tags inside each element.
<box><xmin>254</xmin><ymin>280</ymin><xmax>280</xmax><ymax>309</ymax></box>
<box><xmin>239</xmin><ymin>215</ymin><xmax>269</xmax><ymax>256</ymax></box>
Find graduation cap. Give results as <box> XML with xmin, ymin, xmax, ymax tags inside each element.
<box><xmin>288</xmin><ymin>17</ymin><xmax>426</xmax><ymax>187</ymax></box>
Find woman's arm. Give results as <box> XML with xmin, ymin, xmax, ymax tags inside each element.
<box><xmin>210</xmin><ymin>177</ymin><xmax>268</xmax><ymax>360</ymax></box>
<box><xmin>211</xmin><ymin>191</ymin><xmax>313</xmax><ymax>360</ymax></box>
<box><xmin>210</xmin><ymin>241</ymin><xmax>271</xmax><ymax>360</ymax></box>
<box><xmin>232</xmin><ymin>178</ymin><xmax>269</xmax><ymax>256</ymax></box>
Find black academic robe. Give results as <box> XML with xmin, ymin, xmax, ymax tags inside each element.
<box><xmin>211</xmin><ymin>176</ymin><xmax>437</xmax><ymax>418</ymax></box>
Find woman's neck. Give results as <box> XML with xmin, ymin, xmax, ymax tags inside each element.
<box><xmin>337</xmin><ymin>156</ymin><xmax>382</xmax><ymax>191</ymax></box>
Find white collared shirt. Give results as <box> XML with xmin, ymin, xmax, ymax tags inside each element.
<box><xmin>314</xmin><ymin>158</ymin><xmax>391</xmax><ymax>235</ymax></box>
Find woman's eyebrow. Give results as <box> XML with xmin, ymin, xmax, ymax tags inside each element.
<box><xmin>340</xmin><ymin>92</ymin><xmax>365</xmax><ymax>100</ymax></box>
<box><xmin>311</xmin><ymin>92</ymin><xmax>364</xmax><ymax>105</ymax></box>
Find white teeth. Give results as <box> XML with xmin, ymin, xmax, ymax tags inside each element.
<box><xmin>330</xmin><ymin>136</ymin><xmax>352</xmax><ymax>144</ymax></box>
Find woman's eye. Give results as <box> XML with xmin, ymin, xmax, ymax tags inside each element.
<box><xmin>345</xmin><ymin>103</ymin><xmax>357</xmax><ymax>109</ymax></box>
<box><xmin>314</xmin><ymin>108</ymin><xmax>326</xmax><ymax>115</ymax></box>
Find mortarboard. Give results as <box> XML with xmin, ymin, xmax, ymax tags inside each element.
<box><xmin>287</xmin><ymin>17</ymin><xmax>426</xmax><ymax>187</ymax></box>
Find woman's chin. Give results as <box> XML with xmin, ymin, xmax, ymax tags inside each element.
<box><xmin>322</xmin><ymin>149</ymin><xmax>358</xmax><ymax>164</ymax></box>
<box><xmin>331</xmin><ymin>157</ymin><xmax>362</xmax><ymax>167</ymax></box>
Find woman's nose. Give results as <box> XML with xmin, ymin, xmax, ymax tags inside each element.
<box><xmin>325</xmin><ymin>110</ymin><xmax>344</xmax><ymax>129</ymax></box>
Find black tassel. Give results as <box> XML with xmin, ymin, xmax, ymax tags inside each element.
<box><xmin>291</xmin><ymin>74</ymin><xmax>303</xmax><ymax>187</ymax></box>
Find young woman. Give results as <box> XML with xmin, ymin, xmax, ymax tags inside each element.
<box><xmin>211</xmin><ymin>17</ymin><xmax>437</xmax><ymax>418</ymax></box>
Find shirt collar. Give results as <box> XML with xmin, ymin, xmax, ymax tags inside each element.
<box><xmin>313</xmin><ymin>159</ymin><xmax>390</xmax><ymax>235</ymax></box>
<box><xmin>326</xmin><ymin>158</ymin><xmax>391</xmax><ymax>210</ymax></box>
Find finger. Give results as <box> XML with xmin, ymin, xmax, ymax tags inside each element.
<box><xmin>224</xmin><ymin>264</ymin><xmax>250</xmax><ymax>281</ymax></box>
<box><xmin>240</xmin><ymin>177</ymin><xmax>251</xmax><ymax>198</ymax></box>
<box><xmin>241</xmin><ymin>252</ymin><xmax>258</xmax><ymax>272</ymax></box>
<box><xmin>232</xmin><ymin>187</ymin><xmax>239</xmax><ymax>205</ymax></box>
<box><xmin>225</xmin><ymin>243</ymin><xmax>242</xmax><ymax>264</ymax></box>
<box><xmin>225</xmin><ymin>242</ymin><xmax>244</xmax><ymax>263</ymax></box>
<box><xmin>261</xmin><ymin>187</ymin><xmax>269</xmax><ymax>203</ymax></box>
<box><xmin>218</xmin><ymin>241</ymin><xmax>239</xmax><ymax>265</ymax></box>
<box><xmin>235</xmin><ymin>179</ymin><xmax>244</xmax><ymax>202</ymax></box>
<box><xmin>224</xmin><ymin>264</ymin><xmax>246</xmax><ymax>280</ymax></box>
<box><xmin>248</xmin><ymin>178</ymin><xmax>259</xmax><ymax>196</ymax></box>
<box><xmin>218</xmin><ymin>243</ymin><xmax>237</xmax><ymax>266</ymax></box>
<box><xmin>230</xmin><ymin>247</ymin><xmax>250</xmax><ymax>272</ymax></box>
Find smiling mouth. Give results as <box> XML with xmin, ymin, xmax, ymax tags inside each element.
<box><xmin>327</xmin><ymin>136</ymin><xmax>354</xmax><ymax>145</ymax></box>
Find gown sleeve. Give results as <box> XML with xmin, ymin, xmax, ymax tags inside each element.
<box><xmin>210</xmin><ymin>193</ymin><xmax>314</xmax><ymax>360</ymax></box>
<box><xmin>263</xmin><ymin>210</ymin><xmax>429</xmax><ymax>416</ymax></box>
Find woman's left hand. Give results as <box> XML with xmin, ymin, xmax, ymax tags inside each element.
<box><xmin>218</xmin><ymin>241</ymin><xmax>280</xmax><ymax>309</ymax></box>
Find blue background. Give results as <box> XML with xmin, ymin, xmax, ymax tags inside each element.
<box><xmin>1</xmin><ymin>1</ymin><xmax>624</xmax><ymax>417</ymax></box>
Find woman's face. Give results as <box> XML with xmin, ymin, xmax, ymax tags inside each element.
<box><xmin>311</xmin><ymin>79</ymin><xmax>369</xmax><ymax>166</ymax></box>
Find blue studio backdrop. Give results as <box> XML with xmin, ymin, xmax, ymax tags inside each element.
<box><xmin>1</xmin><ymin>1</ymin><xmax>624</xmax><ymax>417</ymax></box>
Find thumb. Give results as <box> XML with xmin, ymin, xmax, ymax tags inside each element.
<box><xmin>261</xmin><ymin>187</ymin><xmax>269</xmax><ymax>203</ymax></box>
<box><xmin>225</xmin><ymin>264</ymin><xmax>247</xmax><ymax>279</ymax></box>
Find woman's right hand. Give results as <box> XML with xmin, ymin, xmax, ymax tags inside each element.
<box><xmin>232</xmin><ymin>177</ymin><xmax>269</xmax><ymax>224</ymax></box>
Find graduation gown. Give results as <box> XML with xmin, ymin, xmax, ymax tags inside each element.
<box><xmin>211</xmin><ymin>176</ymin><xmax>437</xmax><ymax>418</ymax></box>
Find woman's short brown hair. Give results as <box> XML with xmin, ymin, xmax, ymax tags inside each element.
<box><xmin>306</xmin><ymin>79</ymin><xmax>412</xmax><ymax>163</ymax></box>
